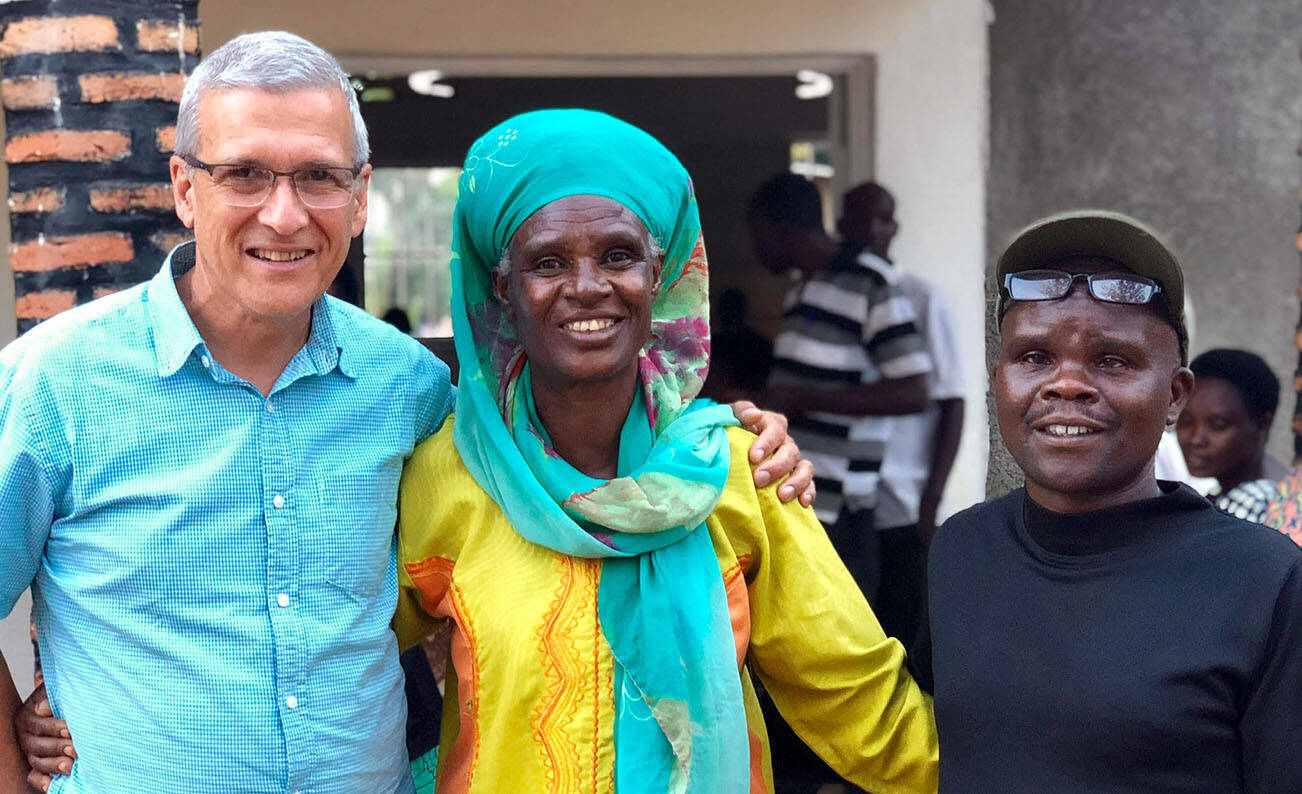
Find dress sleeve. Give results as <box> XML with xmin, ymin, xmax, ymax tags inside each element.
<box><xmin>1241</xmin><ymin>557</ymin><xmax>1302</xmax><ymax>794</ymax></box>
<box><xmin>737</xmin><ymin>475</ymin><xmax>939</xmax><ymax>794</ymax></box>
<box><xmin>392</xmin><ymin>433</ymin><xmax>456</xmax><ymax>652</ymax></box>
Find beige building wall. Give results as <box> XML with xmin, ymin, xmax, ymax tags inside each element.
<box><xmin>204</xmin><ymin>0</ymin><xmax>993</xmax><ymax>515</ymax></box>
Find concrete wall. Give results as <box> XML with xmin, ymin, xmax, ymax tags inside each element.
<box><xmin>202</xmin><ymin>0</ymin><xmax>993</xmax><ymax>515</ymax></box>
<box><xmin>986</xmin><ymin>0</ymin><xmax>1302</xmax><ymax>495</ymax></box>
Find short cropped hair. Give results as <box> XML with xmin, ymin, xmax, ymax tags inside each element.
<box><xmin>1189</xmin><ymin>348</ymin><xmax>1279</xmax><ymax>420</ymax></box>
<box><xmin>747</xmin><ymin>172</ymin><xmax>822</xmax><ymax>230</ymax></box>
<box><xmin>841</xmin><ymin>181</ymin><xmax>892</xmax><ymax>219</ymax></box>
<box><xmin>174</xmin><ymin>31</ymin><xmax>369</xmax><ymax>166</ymax></box>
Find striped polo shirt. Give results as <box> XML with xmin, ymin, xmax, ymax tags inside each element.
<box><xmin>768</xmin><ymin>248</ymin><xmax>931</xmax><ymax>523</ymax></box>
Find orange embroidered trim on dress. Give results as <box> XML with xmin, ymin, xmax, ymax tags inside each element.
<box><xmin>405</xmin><ymin>556</ymin><xmax>457</xmax><ymax>616</ymax></box>
<box><xmin>534</xmin><ymin>554</ymin><xmax>587</xmax><ymax>792</ymax></box>
<box><xmin>447</xmin><ymin>578</ymin><xmax>482</xmax><ymax>792</ymax></box>
<box><xmin>720</xmin><ymin>552</ymin><xmax>752</xmax><ymax>587</ymax></box>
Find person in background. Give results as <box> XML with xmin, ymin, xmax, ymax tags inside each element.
<box><xmin>383</xmin><ymin>306</ymin><xmax>414</xmax><ymax>334</ymax></box>
<box><xmin>748</xmin><ymin>173</ymin><xmax>932</xmax><ymax>794</ymax></box>
<box><xmin>1175</xmin><ymin>348</ymin><xmax>1279</xmax><ymax>523</ymax></box>
<box><xmin>749</xmin><ymin>173</ymin><xmax>931</xmax><ymax>596</ymax></box>
<box><xmin>921</xmin><ymin>210</ymin><xmax>1302</xmax><ymax>793</ymax></box>
<box><xmin>703</xmin><ymin>287</ymin><xmax>773</xmax><ymax>400</ymax></box>
<box><xmin>838</xmin><ymin>182</ymin><xmax>964</xmax><ymax>644</ymax></box>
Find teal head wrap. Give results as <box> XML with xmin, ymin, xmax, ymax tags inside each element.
<box><xmin>449</xmin><ymin>109</ymin><xmax>748</xmax><ymax>792</ymax></box>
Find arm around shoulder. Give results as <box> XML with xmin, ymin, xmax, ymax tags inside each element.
<box><xmin>393</xmin><ymin>424</ymin><xmax>462</xmax><ymax>652</ymax></box>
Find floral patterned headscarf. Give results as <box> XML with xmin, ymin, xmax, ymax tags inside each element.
<box><xmin>449</xmin><ymin>109</ymin><xmax>749</xmax><ymax>793</ymax></box>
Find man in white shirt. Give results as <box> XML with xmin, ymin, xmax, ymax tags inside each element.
<box><xmin>840</xmin><ymin>182</ymin><xmax>965</xmax><ymax>643</ymax></box>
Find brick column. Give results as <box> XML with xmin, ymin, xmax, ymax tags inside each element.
<box><xmin>1</xmin><ymin>0</ymin><xmax>199</xmax><ymax>334</ymax></box>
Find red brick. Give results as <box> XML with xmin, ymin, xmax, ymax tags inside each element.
<box><xmin>5</xmin><ymin>130</ymin><xmax>130</xmax><ymax>163</ymax></box>
<box><xmin>89</xmin><ymin>183</ymin><xmax>174</xmax><ymax>212</ymax></box>
<box><xmin>155</xmin><ymin>125</ymin><xmax>176</xmax><ymax>153</ymax></box>
<box><xmin>10</xmin><ymin>232</ymin><xmax>133</xmax><ymax>272</ymax></box>
<box><xmin>15</xmin><ymin>290</ymin><xmax>76</xmax><ymax>320</ymax></box>
<box><xmin>136</xmin><ymin>20</ymin><xmax>198</xmax><ymax>54</ymax></box>
<box><xmin>1</xmin><ymin>75</ymin><xmax>58</xmax><ymax>111</ymax></box>
<box><xmin>92</xmin><ymin>286</ymin><xmax>121</xmax><ymax>300</ymax></box>
<box><xmin>8</xmin><ymin>187</ymin><xmax>65</xmax><ymax>214</ymax></box>
<box><xmin>79</xmin><ymin>72</ymin><xmax>186</xmax><ymax>103</ymax></box>
<box><xmin>150</xmin><ymin>230</ymin><xmax>192</xmax><ymax>253</ymax></box>
<box><xmin>0</xmin><ymin>15</ymin><xmax>118</xmax><ymax>57</ymax></box>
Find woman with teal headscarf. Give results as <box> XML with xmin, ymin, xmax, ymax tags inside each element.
<box><xmin>393</xmin><ymin>109</ymin><xmax>938</xmax><ymax>794</ymax></box>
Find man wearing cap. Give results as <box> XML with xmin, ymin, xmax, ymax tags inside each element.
<box><xmin>917</xmin><ymin>211</ymin><xmax>1302</xmax><ymax>792</ymax></box>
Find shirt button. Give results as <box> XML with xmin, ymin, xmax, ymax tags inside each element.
<box><xmin>200</xmin><ymin>355</ymin><xmax>211</xmax><ymax>368</ymax></box>
<box><xmin>277</xmin><ymin>593</ymin><xmax>290</xmax><ymax>608</ymax></box>
<box><xmin>265</xmin><ymin>400</ymin><xmax>275</xmax><ymax>413</ymax></box>
<box><xmin>286</xmin><ymin>695</ymin><xmax>299</xmax><ymax>710</ymax></box>
<box><xmin>272</xmin><ymin>494</ymin><xmax>285</xmax><ymax>509</ymax></box>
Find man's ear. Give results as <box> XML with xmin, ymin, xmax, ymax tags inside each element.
<box><xmin>350</xmin><ymin>163</ymin><xmax>372</xmax><ymax>239</ymax></box>
<box><xmin>1166</xmin><ymin>366</ymin><xmax>1195</xmax><ymax>426</ymax></box>
<box><xmin>170</xmin><ymin>155</ymin><xmax>197</xmax><ymax>229</ymax></box>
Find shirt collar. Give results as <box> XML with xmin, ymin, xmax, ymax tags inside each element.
<box><xmin>146</xmin><ymin>241</ymin><xmax>357</xmax><ymax>381</ymax></box>
<box><xmin>305</xmin><ymin>295</ymin><xmax>358</xmax><ymax>380</ymax></box>
<box><xmin>147</xmin><ymin>242</ymin><xmax>206</xmax><ymax>377</ymax></box>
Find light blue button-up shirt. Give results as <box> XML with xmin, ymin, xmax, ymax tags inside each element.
<box><xmin>0</xmin><ymin>244</ymin><xmax>454</xmax><ymax>793</ymax></box>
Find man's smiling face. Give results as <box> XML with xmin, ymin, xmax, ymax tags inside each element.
<box><xmin>170</xmin><ymin>86</ymin><xmax>370</xmax><ymax>328</ymax></box>
<box><xmin>995</xmin><ymin>268</ymin><xmax>1193</xmax><ymax>513</ymax></box>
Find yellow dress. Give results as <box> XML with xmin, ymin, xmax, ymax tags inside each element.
<box><xmin>394</xmin><ymin>419</ymin><xmax>938</xmax><ymax>794</ymax></box>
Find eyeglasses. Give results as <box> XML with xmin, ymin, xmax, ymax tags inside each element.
<box><xmin>1002</xmin><ymin>270</ymin><xmax>1163</xmax><ymax>309</ymax></box>
<box><xmin>180</xmin><ymin>154</ymin><xmax>362</xmax><ymax>209</ymax></box>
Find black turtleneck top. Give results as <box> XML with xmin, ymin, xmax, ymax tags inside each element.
<box><xmin>918</xmin><ymin>482</ymin><xmax>1302</xmax><ymax>793</ymax></box>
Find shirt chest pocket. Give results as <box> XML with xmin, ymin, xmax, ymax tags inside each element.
<box><xmin>306</xmin><ymin>467</ymin><xmax>400</xmax><ymax>599</ymax></box>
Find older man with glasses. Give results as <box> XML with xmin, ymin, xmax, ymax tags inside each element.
<box><xmin>915</xmin><ymin>210</ymin><xmax>1302</xmax><ymax>793</ymax></box>
<box><xmin>0</xmin><ymin>31</ymin><xmax>812</xmax><ymax>794</ymax></box>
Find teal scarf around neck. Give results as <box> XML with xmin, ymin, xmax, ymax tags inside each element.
<box><xmin>449</xmin><ymin>109</ymin><xmax>748</xmax><ymax>792</ymax></box>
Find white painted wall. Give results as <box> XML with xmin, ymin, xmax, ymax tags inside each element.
<box><xmin>203</xmin><ymin>0</ymin><xmax>992</xmax><ymax>516</ymax></box>
<box><xmin>2</xmin><ymin>592</ymin><xmax>33</xmax><ymax>702</ymax></box>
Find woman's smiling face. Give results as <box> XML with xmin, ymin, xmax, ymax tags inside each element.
<box><xmin>493</xmin><ymin>194</ymin><xmax>662</xmax><ymax>395</ymax></box>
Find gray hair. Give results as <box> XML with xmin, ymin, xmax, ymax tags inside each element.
<box><xmin>174</xmin><ymin>31</ymin><xmax>369</xmax><ymax>166</ymax></box>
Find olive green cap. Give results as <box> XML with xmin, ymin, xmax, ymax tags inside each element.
<box><xmin>996</xmin><ymin>209</ymin><xmax>1187</xmax><ymax>360</ymax></box>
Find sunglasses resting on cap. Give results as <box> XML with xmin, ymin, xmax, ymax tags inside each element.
<box><xmin>1001</xmin><ymin>269</ymin><xmax>1162</xmax><ymax>313</ymax></box>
